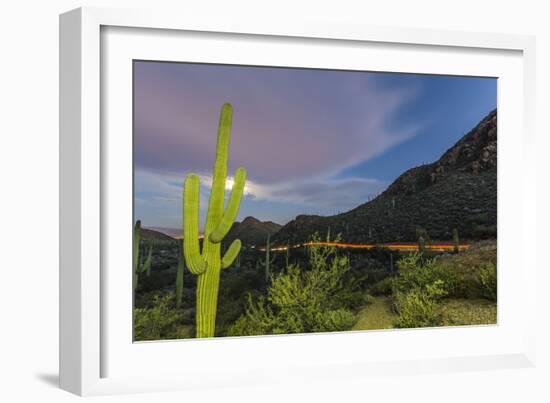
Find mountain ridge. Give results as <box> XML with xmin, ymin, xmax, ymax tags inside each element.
<box><xmin>273</xmin><ymin>109</ymin><xmax>497</xmax><ymax>244</ymax></box>
<box><xmin>225</xmin><ymin>216</ymin><xmax>283</xmax><ymax>247</ymax></box>
<box><xmin>141</xmin><ymin>227</ymin><xmax>177</xmax><ymax>241</ymax></box>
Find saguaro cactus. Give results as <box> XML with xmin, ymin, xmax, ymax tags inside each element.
<box><xmin>234</xmin><ymin>250</ymin><xmax>241</xmax><ymax>269</ymax></box>
<box><xmin>183</xmin><ymin>103</ymin><xmax>247</xmax><ymax>338</ymax></box>
<box><xmin>452</xmin><ymin>228</ymin><xmax>460</xmax><ymax>254</ymax></box>
<box><xmin>133</xmin><ymin>220</ymin><xmax>153</xmax><ymax>292</ymax></box>
<box><xmin>145</xmin><ymin>241</ymin><xmax>154</xmax><ymax>277</ymax></box>
<box><xmin>418</xmin><ymin>235</ymin><xmax>426</xmax><ymax>255</ymax></box>
<box><xmin>285</xmin><ymin>242</ymin><xmax>291</xmax><ymax>268</ymax></box>
<box><xmin>260</xmin><ymin>233</ymin><xmax>276</xmax><ymax>283</ymax></box>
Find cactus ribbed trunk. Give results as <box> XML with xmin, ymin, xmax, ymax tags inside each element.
<box><xmin>196</xmin><ymin>261</ymin><xmax>221</xmax><ymax>337</ymax></box>
<box><xmin>183</xmin><ymin>103</ymin><xmax>247</xmax><ymax>338</ymax></box>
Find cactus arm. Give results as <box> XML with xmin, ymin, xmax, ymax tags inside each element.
<box><xmin>209</xmin><ymin>167</ymin><xmax>247</xmax><ymax>243</ymax></box>
<box><xmin>204</xmin><ymin>103</ymin><xmax>232</xmax><ymax>235</ymax></box>
<box><xmin>183</xmin><ymin>174</ymin><xmax>207</xmax><ymax>275</ymax></box>
<box><xmin>221</xmin><ymin>239</ymin><xmax>241</xmax><ymax>269</ymax></box>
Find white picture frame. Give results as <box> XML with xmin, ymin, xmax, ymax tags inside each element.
<box><xmin>59</xmin><ymin>6</ymin><xmax>537</xmax><ymax>396</ymax></box>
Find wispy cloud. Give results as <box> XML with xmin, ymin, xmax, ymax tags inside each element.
<box><xmin>135</xmin><ymin>168</ymin><xmax>387</xmax><ymax>228</ymax></box>
<box><xmin>134</xmin><ymin>63</ymin><xmax>419</xmax><ymax>184</ymax></box>
<box><xmin>133</xmin><ymin>62</ymin><xmax>421</xmax><ymax>227</ymax></box>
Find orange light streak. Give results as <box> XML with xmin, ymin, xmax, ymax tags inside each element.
<box><xmin>261</xmin><ymin>242</ymin><xmax>470</xmax><ymax>252</ymax></box>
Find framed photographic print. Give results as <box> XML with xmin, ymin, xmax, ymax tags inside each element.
<box><xmin>59</xmin><ymin>7</ymin><xmax>537</xmax><ymax>396</ymax></box>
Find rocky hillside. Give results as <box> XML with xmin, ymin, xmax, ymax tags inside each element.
<box><xmin>273</xmin><ymin>110</ymin><xmax>497</xmax><ymax>244</ymax></box>
<box><xmin>225</xmin><ymin>216</ymin><xmax>282</xmax><ymax>247</ymax></box>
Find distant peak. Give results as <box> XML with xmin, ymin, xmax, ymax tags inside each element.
<box><xmin>241</xmin><ymin>216</ymin><xmax>261</xmax><ymax>224</ymax></box>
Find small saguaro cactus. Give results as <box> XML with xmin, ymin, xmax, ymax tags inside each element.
<box><xmin>133</xmin><ymin>220</ymin><xmax>153</xmax><ymax>292</ymax></box>
<box><xmin>260</xmin><ymin>233</ymin><xmax>276</xmax><ymax>284</ymax></box>
<box><xmin>285</xmin><ymin>242</ymin><xmax>291</xmax><ymax>268</ymax></box>
<box><xmin>183</xmin><ymin>103</ymin><xmax>247</xmax><ymax>338</ymax></box>
<box><xmin>175</xmin><ymin>242</ymin><xmax>185</xmax><ymax>309</ymax></box>
<box><xmin>145</xmin><ymin>241</ymin><xmax>154</xmax><ymax>277</ymax></box>
<box><xmin>234</xmin><ymin>244</ymin><xmax>244</xmax><ymax>269</ymax></box>
<box><xmin>452</xmin><ymin>228</ymin><xmax>460</xmax><ymax>254</ymax></box>
<box><xmin>418</xmin><ymin>235</ymin><xmax>426</xmax><ymax>255</ymax></box>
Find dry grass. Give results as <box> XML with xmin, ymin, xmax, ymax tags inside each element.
<box><xmin>352</xmin><ymin>296</ymin><xmax>396</xmax><ymax>331</ymax></box>
<box><xmin>439</xmin><ymin>298</ymin><xmax>497</xmax><ymax>326</ymax></box>
<box><xmin>437</xmin><ymin>240</ymin><xmax>496</xmax><ymax>275</ymax></box>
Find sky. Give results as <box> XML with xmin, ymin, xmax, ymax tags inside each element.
<box><xmin>133</xmin><ymin>61</ymin><xmax>496</xmax><ymax>230</ymax></box>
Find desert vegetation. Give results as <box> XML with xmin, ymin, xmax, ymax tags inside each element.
<box><xmin>133</xmin><ymin>104</ymin><xmax>497</xmax><ymax>341</ymax></box>
<box><xmin>133</xmin><ymin>231</ymin><xmax>497</xmax><ymax>340</ymax></box>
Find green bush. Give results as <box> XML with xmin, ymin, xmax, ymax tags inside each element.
<box><xmin>394</xmin><ymin>289</ymin><xmax>439</xmax><ymax>328</ymax></box>
<box><xmin>395</xmin><ymin>253</ymin><xmax>457</xmax><ymax>296</ymax></box>
<box><xmin>314</xmin><ymin>308</ymin><xmax>356</xmax><ymax>332</ymax></box>
<box><xmin>331</xmin><ymin>270</ymin><xmax>371</xmax><ymax>309</ymax></box>
<box><xmin>394</xmin><ymin>280</ymin><xmax>447</xmax><ymax>328</ymax></box>
<box><xmin>364</xmin><ymin>293</ymin><xmax>376</xmax><ymax>305</ymax></box>
<box><xmin>476</xmin><ymin>263</ymin><xmax>497</xmax><ymax>301</ymax></box>
<box><xmin>227</xmin><ymin>234</ymin><xmax>357</xmax><ymax>336</ymax></box>
<box><xmin>369</xmin><ymin>277</ymin><xmax>395</xmax><ymax>296</ymax></box>
<box><xmin>392</xmin><ymin>253</ymin><xmax>452</xmax><ymax>328</ymax></box>
<box><xmin>134</xmin><ymin>294</ymin><xmax>183</xmax><ymax>341</ymax></box>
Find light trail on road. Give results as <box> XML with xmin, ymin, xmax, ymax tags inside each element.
<box><xmin>261</xmin><ymin>242</ymin><xmax>470</xmax><ymax>253</ymax></box>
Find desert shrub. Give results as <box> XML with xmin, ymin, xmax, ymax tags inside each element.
<box><xmin>476</xmin><ymin>263</ymin><xmax>497</xmax><ymax>301</ymax></box>
<box><xmin>135</xmin><ymin>290</ymin><xmax>165</xmax><ymax>309</ymax></box>
<box><xmin>227</xmin><ymin>234</ymin><xmax>356</xmax><ymax>336</ymax></box>
<box><xmin>395</xmin><ymin>253</ymin><xmax>457</xmax><ymax>296</ymax></box>
<box><xmin>369</xmin><ymin>276</ymin><xmax>395</xmax><ymax>296</ymax></box>
<box><xmin>331</xmin><ymin>270</ymin><xmax>372</xmax><ymax>309</ymax></box>
<box><xmin>394</xmin><ymin>280</ymin><xmax>447</xmax><ymax>328</ymax></box>
<box><xmin>363</xmin><ymin>293</ymin><xmax>376</xmax><ymax>305</ymax></box>
<box><xmin>392</xmin><ymin>253</ymin><xmax>455</xmax><ymax>328</ymax></box>
<box><xmin>134</xmin><ymin>294</ymin><xmax>183</xmax><ymax>341</ymax></box>
<box><xmin>314</xmin><ymin>308</ymin><xmax>356</xmax><ymax>332</ymax></box>
<box><xmin>333</xmin><ymin>289</ymin><xmax>374</xmax><ymax>310</ymax></box>
<box><xmin>394</xmin><ymin>289</ymin><xmax>438</xmax><ymax>328</ymax></box>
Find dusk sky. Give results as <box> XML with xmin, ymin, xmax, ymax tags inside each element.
<box><xmin>133</xmin><ymin>61</ymin><xmax>496</xmax><ymax>230</ymax></box>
